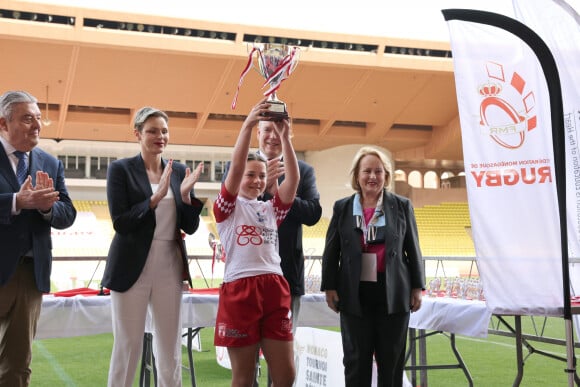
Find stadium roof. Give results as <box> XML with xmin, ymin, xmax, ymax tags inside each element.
<box><xmin>0</xmin><ymin>0</ymin><xmax>489</xmax><ymax>170</ymax></box>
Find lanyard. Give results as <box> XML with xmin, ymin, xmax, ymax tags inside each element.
<box><xmin>360</xmin><ymin>209</ymin><xmax>379</xmax><ymax>252</ymax></box>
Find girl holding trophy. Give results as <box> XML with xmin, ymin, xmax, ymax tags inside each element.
<box><xmin>213</xmin><ymin>97</ymin><xmax>299</xmax><ymax>386</ymax></box>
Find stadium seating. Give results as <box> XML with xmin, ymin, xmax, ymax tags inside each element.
<box><xmin>415</xmin><ymin>202</ymin><xmax>475</xmax><ymax>257</ymax></box>
<box><xmin>303</xmin><ymin>202</ymin><xmax>475</xmax><ymax>258</ymax></box>
<box><xmin>55</xmin><ymin>200</ymin><xmax>475</xmax><ymax>258</ymax></box>
<box><xmin>303</xmin><ymin>217</ymin><xmax>330</xmax><ymax>240</ymax></box>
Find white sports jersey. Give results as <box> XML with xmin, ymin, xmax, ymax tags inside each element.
<box><xmin>214</xmin><ymin>185</ymin><xmax>292</xmax><ymax>283</ymax></box>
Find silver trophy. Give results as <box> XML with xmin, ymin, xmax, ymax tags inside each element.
<box><xmin>256</xmin><ymin>44</ymin><xmax>299</xmax><ymax>119</ymax></box>
<box><xmin>231</xmin><ymin>43</ymin><xmax>299</xmax><ymax>120</ymax></box>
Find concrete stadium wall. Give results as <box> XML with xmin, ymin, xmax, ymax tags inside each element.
<box><xmin>59</xmin><ymin>140</ymin><xmax>467</xmax><ymax>217</ymax></box>
<box><xmin>408</xmin><ymin>187</ymin><xmax>468</xmax><ymax>208</ymax></box>
<box><xmin>305</xmin><ymin>144</ymin><xmax>467</xmax><ymax>217</ymax></box>
<box><xmin>305</xmin><ymin>144</ymin><xmax>394</xmax><ymax>219</ymax></box>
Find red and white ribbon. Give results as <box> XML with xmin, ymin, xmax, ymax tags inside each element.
<box><xmin>231</xmin><ymin>46</ymin><xmax>259</xmax><ymax>110</ymax></box>
<box><xmin>211</xmin><ymin>242</ymin><xmax>226</xmax><ymax>275</ymax></box>
<box><xmin>262</xmin><ymin>46</ymin><xmax>299</xmax><ymax>97</ymax></box>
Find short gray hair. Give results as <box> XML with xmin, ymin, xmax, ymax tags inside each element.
<box><xmin>133</xmin><ymin>107</ymin><xmax>168</xmax><ymax>132</ymax></box>
<box><xmin>0</xmin><ymin>91</ymin><xmax>38</xmax><ymax>121</ymax></box>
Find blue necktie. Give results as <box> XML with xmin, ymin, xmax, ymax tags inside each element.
<box><xmin>13</xmin><ymin>150</ymin><xmax>28</xmax><ymax>185</ymax></box>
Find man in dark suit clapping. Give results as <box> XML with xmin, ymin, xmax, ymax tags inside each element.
<box><xmin>0</xmin><ymin>90</ymin><xmax>76</xmax><ymax>386</ymax></box>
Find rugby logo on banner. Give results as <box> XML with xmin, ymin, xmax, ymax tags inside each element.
<box><xmin>443</xmin><ymin>9</ymin><xmax>566</xmax><ymax>316</ymax></box>
<box><xmin>471</xmin><ymin>61</ymin><xmax>550</xmax><ymax>189</ymax></box>
<box><xmin>478</xmin><ymin>62</ymin><xmax>537</xmax><ymax>150</ymax></box>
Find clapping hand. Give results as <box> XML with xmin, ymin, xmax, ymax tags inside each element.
<box><xmin>265</xmin><ymin>159</ymin><xmax>283</xmax><ymax>196</ymax></box>
<box><xmin>181</xmin><ymin>162</ymin><xmax>204</xmax><ymax>204</ymax></box>
<box><xmin>15</xmin><ymin>171</ymin><xmax>59</xmax><ymax>212</ymax></box>
<box><xmin>150</xmin><ymin>159</ymin><xmax>173</xmax><ymax>209</ymax></box>
<box><xmin>271</xmin><ymin>116</ymin><xmax>291</xmax><ymax>140</ymax></box>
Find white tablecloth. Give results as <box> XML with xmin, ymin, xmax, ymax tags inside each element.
<box><xmin>410</xmin><ymin>296</ymin><xmax>491</xmax><ymax>337</ymax></box>
<box><xmin>37</xmin><ymin>292</ymin><xmax>491</xmax><ymax>340</ymax></box>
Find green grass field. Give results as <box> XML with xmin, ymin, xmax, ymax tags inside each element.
<box><xmin>30</xmin><ymin>315</ymin><xmax>576</xmax><ymax>386</ymax></box>
<box><xmin>34</xmin><ymin>279</ymin><xmax>577</xmax><ymax>386</ymax></box>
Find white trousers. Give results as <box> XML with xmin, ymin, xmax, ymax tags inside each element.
<box><xmin>107</xmin><ymin>240</ymin><xmax>183</xmax><ymax>387</ymax></box>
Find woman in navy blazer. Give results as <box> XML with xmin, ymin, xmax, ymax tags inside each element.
<box><xmin>102</xmin><ymin>107</ymin><xmax>204</xmax><ymax>387</ymax></box>
<box><xmin>321</xmin><ymin>146</ymin><xmax>425</xmax><ymax>387</ymax></box>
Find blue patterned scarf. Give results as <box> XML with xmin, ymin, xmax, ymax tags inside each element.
<box><xmin>353</xmin><ymin>191</ymin><xmax>385</xmax><ymax>242</ymax></box>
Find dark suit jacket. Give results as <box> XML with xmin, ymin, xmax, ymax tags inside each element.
<box><xmin>0</xmin><ymin>143</ymin><xmax>77</xmax><ymax>293</ymax></box>
<box><xmin>223</xmin><ymin>159</ymin><xmax>322</xmax><ymax>295</ymax></box>
<box><xmin>321</xmin><ymin>191</ymin><xmax>425</xmax><ymax>316</ymax></box>
<box><xmin>101</xmin><ymin>154</ymin><xmax>203</xmax><ymax>292</ymax></box>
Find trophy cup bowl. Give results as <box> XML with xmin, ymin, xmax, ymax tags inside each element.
<box><xmin>231</xmin><ymin>43</ymin><xmax>299</xmax><ymax>118</ymax></box>
<box><xmin>256</xmin><ymin>44</ymin><xmax>296</xmax><ymax>120</ymax></box>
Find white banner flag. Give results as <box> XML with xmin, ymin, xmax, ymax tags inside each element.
<box><xmin>513</xmin><ymin>0</ymin><xmax>580</xmax><ymax>262</ymax></box>
<box><xmin>512</xmin><ymin>0</ymin><xmax>580</xmax><ymax>338</ymax></box>
<box><xmin>445</xmin><ymin>11</ymin><xmax>564</xmax><ymax>315</ymax></box>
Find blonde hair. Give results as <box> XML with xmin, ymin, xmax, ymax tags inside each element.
<box><xmin>349</xmin><ymin>146</ymin><xmax>392</xmax><ymax>193</ymax></box>
<box><xmin>133</xmin><ymin>107</ymin><xmax>168</xmax><ymax>132</ymax></box>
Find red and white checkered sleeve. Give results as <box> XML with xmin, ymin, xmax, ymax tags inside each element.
<box><xmin>272</xmin><ymin>193</ymin><xmax>293</xmax><ymax>227</ymax></box>
<box><xmin>213</xmin><ymin>184</ymin><xmax>237</xmax><ymax>223</ymax></box>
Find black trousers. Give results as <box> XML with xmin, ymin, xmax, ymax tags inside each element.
<box><xmin>340</xmin><ymin>275</ymin><xmax>410</xmax><ymax>387</ymax></box>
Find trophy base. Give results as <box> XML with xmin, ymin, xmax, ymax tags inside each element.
<box><xmin>263</xmin><ymin>100</ymin><xmax>288</xmax><ymax>121</ymax></box>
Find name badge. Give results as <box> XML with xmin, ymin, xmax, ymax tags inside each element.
<box><xmin>360</xmin><ymin>253</ymin><xmax>377</xmax><ymax>282</ymax></box>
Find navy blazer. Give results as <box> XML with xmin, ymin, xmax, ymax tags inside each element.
<box><xmin>0</xmin><ymin>143</ymin><xmax>77</xmax><ymax>293</ymax></box>
<box><xmin>321</xmin><ymin>190</ymin><xmax>425</xmax><ymax>316</ymax></box>
<box><xmin>261</xmin><ymin>160</ymin><xmax>322</xmax><ymax>295</ymax></box>
<box><xmin>102</xmin><ymin>154</ymin><xmax>203</xmax><ymax>292</ymax></box>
